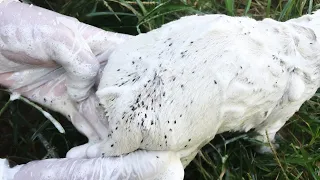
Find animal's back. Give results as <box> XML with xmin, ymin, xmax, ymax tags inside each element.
<box><xmin>97</xmin><ymin>13</ymin><xmax>320</xmax><ymax>158</ymax></box>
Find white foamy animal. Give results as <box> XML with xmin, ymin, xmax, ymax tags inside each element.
<box><xmin>1</xmin><ymin>0</ymin><xmax>320</xmax><ymax>179</ymax></box>
<box><xmin>88</xmin><ymin>10</ymin><xmax>320</xmax><ymax>170</ymax></box>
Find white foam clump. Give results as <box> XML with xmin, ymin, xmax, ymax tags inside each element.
<box><xmin>42</xmin><ymin>111</ymin><xmax>65</xmax><ymax>133</ymax></box>
<box><xmin>9</xmin><ymin>92</ymin><xmax>20</xmax><ymax>101</ymax></box>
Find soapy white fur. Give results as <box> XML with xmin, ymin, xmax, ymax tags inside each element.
<box><xmin>94</xmin><ymin>11</ymin><xmax>320</xmax><ymax>168</ymax></box>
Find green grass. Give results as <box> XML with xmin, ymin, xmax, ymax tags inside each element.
<box><xmin>1</xmin><ymin>0</ymin><xmax>320</xmax><ymax>179</ymax></box>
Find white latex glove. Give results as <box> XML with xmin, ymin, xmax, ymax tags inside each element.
<box><xmin>0</xmin><ymin>0</ymin><xmax>132</xmax><ymax>142</ymax></box>
<box><xmin>0</xmin><ymin>2</ymin><xmax>184</xmax><ymax>179</ymax></box>
<box><xmin>0</xmin><ymin>150</ymin><xmax>184</xmax><ymax>180</ymax></box>
<box><xmin>0</xmin><ymin>0</ymin><xmax>99</xmax><ymax>102</ymax></box>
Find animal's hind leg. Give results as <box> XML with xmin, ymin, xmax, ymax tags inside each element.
<box><xmin>253</xmin><ymin>106</ymin><xmax>299</xmax><ymax>153</ymax></box>
<box><xmin>254</xmin><ymin>120</ymin><xmax>285</xmax><ymax>153</ymax></box>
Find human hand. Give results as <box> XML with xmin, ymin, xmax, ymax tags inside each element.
<box><xmin>0</xmin><ymin>3</ymin><xmax>184</xmax><ymax>180</ymax></box>
<box><xmin>0</xmin><ymin>0</ymin><xmax>132</xmax><ymax>142</ymax></box>
<box><xmin>0</xmin><ymin>0</ymin><xmax>131</xmax><ymax>101</ymax></box>
<box><xmin>1</xmin><ymin>150</ymin><xmax>184</xmax><ymax>180</ymax></box>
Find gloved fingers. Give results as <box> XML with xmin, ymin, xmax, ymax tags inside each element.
<box><xmin>25</xmin><ymin>78</ymin><xmax>109</xmax><ymax>143</ymax></box>
<box><xmin>67</xmin><ymin>139</ymin><xmax>105</xmax><ymax>158</ymax></box>
<box><xmin>1</xmin><ymin>66</ymin><xmax>65</xmax><ymax>97</ymax></box>
<box><xmin>0</xmin><ymin>67</ymin><xmax>108</xmax><ymax>143</ymax></box>
<box><xmin>77</xmin><ymin>94</ymin><xmax>109</xmax><ymax>138</ymax></box>
<box><xmin>0</xmin><ymin>1</ymin><xmax>70</xmax><ymax>70</ymax></box>
<box><xmin>0</xmin><ymin>1</ymin><xmax>113</xmax><ymax>141</ymax></box>
<box><xmin>70</xmin><ymin>110</ymin><xmax>102</xmax><ymax>142</ymax></box>
<box><xmin>65</xmin><ymin>143</ymin><xmax>91</xmax><ymax>158</ymax></box>
<box><xmin>13</xmin><ymin>73</ymin><xmax>101</xmax><ymax>143</ymax></box>
<box><xmin>9</xmin><ymin>150</ymin><xmax>183</xmax><ymax>180</ymax></box>
<box><xmin>0</xmin><ymin>1</ymin><xmax>134</xmax><ymax>102</ymax></box>
<box><xmin>113</xmin><ymin>150</ymin><xmax>184</xmax><ymax>180</ymax></box>
<box><xmin>46</xmin><ymin>23</ymin><xmax>100</xmax><ymax>102</ymax></box>
<box><xmin>0</xmin><ymin>67</ymin><xmax>109</xmax><ymax>146</ymax></box>
<box><xmin>0</xmin><ymin>1</ymin><xmax>99</xmax><ymax>102</ymax></box>
<box><xmin>84</xmin><ymin>141</ymin><xmax>103</xmax><ymax>158</ymax></box>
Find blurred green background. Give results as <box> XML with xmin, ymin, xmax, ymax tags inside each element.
<box><xmin>1</xmin><ymin>0</ymin><xmax>320</xmax><ymax>179</ymax></box>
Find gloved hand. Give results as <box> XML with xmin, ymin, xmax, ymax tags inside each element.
<box><xmin>0</xmin><ymin>2</ymin><xmax>185</xmax><ymax>179</ymax></box>
<box><xmin>0</xmin><ymin>0</ymin><xmax>130</xmax><ymax>101</ymax></box>
<box><xmin>0</xmin><ymin>150</ymin><xmax>184</xmax><ymax>180</ymax></box>
<box><xmin>0</xmin><ymin>0</ymin><xmax>132</xmax><ymax>143</ymax></box>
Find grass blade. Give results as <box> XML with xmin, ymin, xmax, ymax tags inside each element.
<box><xmin>0</xmin><ymin>99</ymin><xmax>11</xmax><ymax>117</ymax></box>
<box><xmin>244</xmin><ymin>0</ymin><xmax>252</xmax><ymax>16</ymax></box>
<box><xmin>308</xmin><ymin>0</ymin><xmax>314</xmax><ymax>14</ymax></box>
<box><xmin>86</xmin><ymin>11</ymin><xmax>137</xmax><ymax>17</ymax></box>
<box><xmin>266</xmin><ymin>0</ymin><xmax>271</xmax><ymax>17</ymax></box>
<box><xmin>225</xmin><ymin>0</ymin><xmax>234</xmax><ymax>16</ymax></box>
<box><xmin>278</xmin><ymin>0</ymin><xmax>295</xmax><ymax>21</ymax></box>
<box><xmin>135</xmin><ymin>0</ymin><xmax>148</xmax><ymax>15</ymax></box>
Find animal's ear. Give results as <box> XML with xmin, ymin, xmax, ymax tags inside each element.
<box><xmin>96</xmin><ymin>86</ymin><xmax>125</xmax><ymax>116</ymax></box>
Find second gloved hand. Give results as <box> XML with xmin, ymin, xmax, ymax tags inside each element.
<box><xmin>2</xmin><ymin>150</ymin><xmax>184</xmax><ymax>180</ymax></box>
